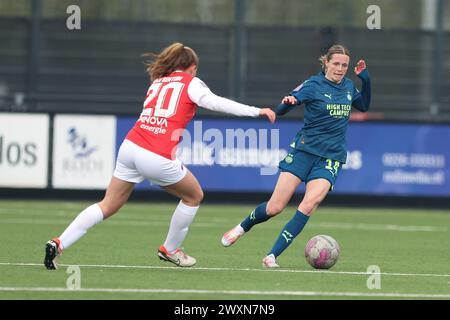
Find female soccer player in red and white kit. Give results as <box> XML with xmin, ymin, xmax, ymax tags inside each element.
<box><xmin>44</xmin><ymin>42</ymin><xmax>276</xmax><ymax>269</ymax></box>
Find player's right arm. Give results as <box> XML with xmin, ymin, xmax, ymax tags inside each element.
<box><xmin>188</xmin><ymin>78</ymin><xmax>275</xmax><ymax>123</ymax></box>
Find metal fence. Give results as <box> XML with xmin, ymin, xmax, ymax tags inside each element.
<box><xmin>0</xmin><ymin>0</ymin><xmax>449</xmax><ymax>122</ymax></box>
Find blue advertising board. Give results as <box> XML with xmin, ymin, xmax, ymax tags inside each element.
<box><xmin>341</xmin><ymin>123</ymin><xmax>448</xmax><ymax>196</ymax></box>
<box><xmin>116</xmin><ymin>117</ymin><xmax>449</xmax><ymax>197</ymax></box>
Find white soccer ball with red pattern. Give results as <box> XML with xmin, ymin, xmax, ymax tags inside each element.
<box><xmin>305</xmin><ymin>235</ymin><xmax>340</xmax><ymax>269</ymax></box>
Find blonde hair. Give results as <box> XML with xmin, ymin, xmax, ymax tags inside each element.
<box><xmin>143</xmin><ymin>42</ymin><xmax>199</xmax><ymax>81</ymax></box>
<box><xmin>319</xmin><ymin>44</ymin><xmax>350</xmax><ymax>72</ymax></box>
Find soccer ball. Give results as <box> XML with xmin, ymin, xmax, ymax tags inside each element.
<box><xmin>305</xmin><ymin>235</ymin><xmax>340</xmax><ymax>269</ymax></box>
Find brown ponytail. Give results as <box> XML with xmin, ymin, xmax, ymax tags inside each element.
<box><xmin>143</xmin><ymin>42</ymin><xmax>199</xmax><ymax>81</ymax></box>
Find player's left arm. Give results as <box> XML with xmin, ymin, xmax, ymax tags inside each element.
<box><xmin>189</xmin><ymin>77</ymin><xmax>276</xmax><ymax>123</ymax></box>
<box><xmin>352</xmin><ymin>59</ymin><xmax>371</xmax><ymax>112</ymax></box>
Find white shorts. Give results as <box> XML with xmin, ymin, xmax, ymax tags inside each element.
<box><xmin>113</xmin><ymin>139</ymin><xmax>187</xmax><ymax>186</ymax></box>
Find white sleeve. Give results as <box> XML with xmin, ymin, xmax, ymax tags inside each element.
<box><xmin>188</xmin><ymin>77</ymin><xmax>260</xmax><ymax>117</ymax></box>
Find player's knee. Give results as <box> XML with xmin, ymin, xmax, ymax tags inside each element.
<box><xmin>299</xmin><ymin>198</ymin><xmax>322</xmax><ymax>215</ymax></box>
<box><xmin>266</xmin><ymin>201</ymin><xmax>285</xmax><ymax>216</ymax></box>
<box><xmin>182</xmin><ymin>190</ymin><xmax>203</xmax><ymax>207</ymax></box>
<box><xmin>98</xmin><ymin>201</ymin><xmax>119</xmax><ymax>218</ymax></box>
<box><xmin>196</xmin><ymin>189</ymin><xmax>204</xmax><ymax>204</ymax></box>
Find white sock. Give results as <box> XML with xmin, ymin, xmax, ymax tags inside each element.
<box><xmin>163</xmin><ymin>201</ymin><xmax>199</xmax><ymax>253</ymax></box>
<box><xmin>58</xmin><ymin>203</ymin><xmax>104</xmax><ymax>250</ymax></box>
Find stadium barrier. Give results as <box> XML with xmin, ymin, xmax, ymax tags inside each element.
<box><xmin>1</xmin><ymin>112</ymin><xmax>449</xmax><ymax>204</ymax></box>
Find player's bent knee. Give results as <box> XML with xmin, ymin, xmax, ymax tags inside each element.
<box><xmin>299</xmin><ymin>199</ymin><xmax>322</xmax><ymax>216</ymax></box>
<box><xmin>194</xmin><ymin>189</ymin><xmax>204</xmax><ymax>205</ymax></box>
<box><xmin>266</xmin><ymin>202</ymin><xmax>285</xmax><ymax>216</ymax></box>
<box><xmin>98</xmin><ymin>202</ymin><xmax>120</xmax><ymax>218</ymax></box>
<box><xmin>182</xmin><ymin>190</ymin><xmax>203</xmax><ymax>207</ymax></box>
<box><xmin>182</xmin><ymin>199</ymin><xmax>201</xmax><ymax>207</ymax></box>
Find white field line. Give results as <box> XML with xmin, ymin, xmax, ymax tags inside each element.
<box><xmin>0</xmin><ymin>217</ymin><xmax>447</xmax><ymax>232</ymax></box>
<box><xmin>1</xmin><ymin>262</ymin><xmax>449</xmax><ymax>278</ymax></box>
<box><xmin>312</xmin><ymin>222</ymin><xmax>448</xmax><ymax>232</ymax></box>
<box><xmin>0</xmin><ymin>286</ymin><xmax>449</xmax><ymax>298</ymax></box>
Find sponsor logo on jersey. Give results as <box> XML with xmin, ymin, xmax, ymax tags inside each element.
<box><xmin>138</xmin><ymin>109</ymin><xmax>168</xmax><ymax>127</ymax></box>
<box><xmin>326</xmin><ymin>104</ymin><xmax>351</xmax><ymax>118</ymax></box>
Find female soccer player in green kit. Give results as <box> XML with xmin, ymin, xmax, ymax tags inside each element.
<box><xmin>222</xmin><ymin>44</ymin><xmax>371</xmax><ymax>268</ymax></box>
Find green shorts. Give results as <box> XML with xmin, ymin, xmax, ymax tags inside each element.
<box><xmin>278</xmin><ymin>148</ymin><xmax>342</xmax><ymax>190</ymax></box>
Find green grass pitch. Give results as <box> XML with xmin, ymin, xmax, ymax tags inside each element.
<box><xmin>0</xmin><ymin>199</ymin><xmax>449</xmax><ymax>300</ymax></box>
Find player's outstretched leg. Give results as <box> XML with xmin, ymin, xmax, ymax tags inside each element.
<box><xmin>262</xmin><ymin>178</ymin><xmax>329</xmax><ymax>268</ymax></box>
<box><xmin>43</xmin><ymin>178</ymin><xmax>134</xmax><ymax>270</ymax></box>
<box><xmin>43</xmin><ymin>204</ymin><xmax>104</xmax><ymax>270</ymax></box>
<box><xmin>222</xmin><ymin>202</ymin><xmax>272</xmax><ymax>247</ymax></box>
<box><xmin>223</xmin><ymin>172</ymin><xmax>301</xmax><ymax>248</ymax></box>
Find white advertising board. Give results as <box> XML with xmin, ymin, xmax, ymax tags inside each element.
<box><xmin>52</xmin><ymin>115</ymin><xmax>116</xmax><ymax>189</ymax></box>
<box><xmin>0</xmin><ymin>113</ymin><xmax>49</xmax><ymax>188</ymax></box>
